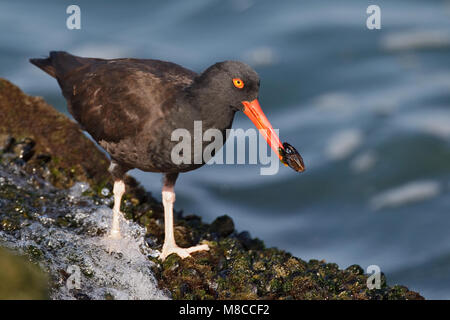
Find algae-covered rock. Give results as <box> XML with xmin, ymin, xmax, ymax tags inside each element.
<box><xmin>0</xmin><ymin>78</ymin><xmax>424</xmax><ymax>300</ymax></box>
<box><xmin>0</xmin><ymin>78</ymin><xmax>110</xmax><ymax>189</ymax></box>
<box><xmin>149</xmin><ymin>238</ymin><xmax>423</xmax><ymax>300</ymax></box>
<box><xmin>0</xmin><ymin>247</ymin><xmax>49</xmax><ymax>299</ymax></box>
<box><xmin>209</xmin><ymin>215</ymin><xmax>235</xmax><ymax>237</ymax></box>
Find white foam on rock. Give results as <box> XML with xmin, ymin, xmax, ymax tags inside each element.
<box><xmin>0</xmin><ymin>175</ymin><xmax>168</xmax><ymax>300</ymax></box>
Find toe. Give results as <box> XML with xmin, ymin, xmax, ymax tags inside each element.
<box><xmin>160</xmin><ymin>248</ymin><xmax>191</xmax><ymax>261</ymax></box>
<box><xmin>160</xmin><ymin>243</ymin><xmax>210</xmax><ymax>261</ymax></box>
<box><xmin>186</xmin><ymin>244</ymin><xmax>210</xmax><ymax>253</ymax></box>
<box><xmin>177</xmin><ymin>249</ymin><xmax>191</xmax><ymax>259</ymax></box>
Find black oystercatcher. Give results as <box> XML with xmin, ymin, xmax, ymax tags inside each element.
<box><xmin>30</xmin><ymin>51</ymin><xmax>304</xmax><ymax>260</ymax></box>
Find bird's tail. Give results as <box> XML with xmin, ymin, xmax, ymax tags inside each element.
<box><xmin>29</xmin><ymin>51</ymin><xmax>84</xmax><ymax>79</ymax></box>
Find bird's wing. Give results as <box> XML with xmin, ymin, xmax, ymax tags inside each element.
<box><xmin>58</xmin><ymin>57</ymin><xmax>197</xmax><ymax>143</ymax></box>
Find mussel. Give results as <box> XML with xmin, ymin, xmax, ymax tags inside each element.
<box><xmin>279</xmin><ymin>142</ymin><xmax>305</xmax><ymax>172</ymax></box>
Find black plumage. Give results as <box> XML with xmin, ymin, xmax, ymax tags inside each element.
<box><xmin>30</xmin><ymin>51</ymin><xmax>260</xmax><ymax>174</ymax></box>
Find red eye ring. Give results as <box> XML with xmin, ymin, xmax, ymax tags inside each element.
<box><xmin>233</xmin><ymin>78</ymin><xmax>244</xmax><ymax>89</ymax></box>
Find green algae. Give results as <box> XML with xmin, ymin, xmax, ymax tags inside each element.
<box><xmin>0</xmin><ymin>247</ymin><xmax>49</xmax><ymax>299</ymax></box>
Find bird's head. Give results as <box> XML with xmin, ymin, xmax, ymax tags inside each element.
<box><xmin>193</xmin><ymin>60</ymin><xmax>304</xmax><ymax>172</ymax></box>
<box><xmin>195</xmin><ymin>61</ymin><xmax>259</xmax><ymax>109</ymax></box>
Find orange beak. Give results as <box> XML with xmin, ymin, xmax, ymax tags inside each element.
<box><xmin>242</xmin><ymin>99</ymin><xmax>284</xmax><ymax>160</ymax></box>
<box><xmin>242</xmin><ymin>99</ymin><xmax>305</xmax><ymax>172</ymax></box>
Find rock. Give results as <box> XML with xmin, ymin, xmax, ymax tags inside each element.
<box><xmin>0</xmin><ymin>78</ymin><xmax>110</xmax><ymax>189</ymax></box>
<box><xmin>0</xmin><ymin>78</ymin><xmax>424</xmax><ymax>300</ymax></box>
<box><xmin>209</xmin><ymin>215</ymin><xmax>235</xmax><ymax>237</ymax></box>
<box><xmin>0</xmin><ymin>247</ymin><xmax>49</xmax><ymax>299</ymax></box>
<box><xmin>0</xmin><ymin>162</ymin><xmax>168</xmax><ymax>300</ymax></box>
<box><xmin>236</xmin><ymin>231</ymin><xmax>265</xmax><ymax>250</ymax></box>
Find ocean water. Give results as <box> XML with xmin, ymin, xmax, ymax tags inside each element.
<box><xmin>1</xmin><ymin>0</ymin><xmax>450</xmax><ymax>299</ymax></box>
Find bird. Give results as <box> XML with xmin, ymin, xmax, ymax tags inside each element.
<box><xmin>30</xmin><ymin>51</ymin><xmax>304</xmax><ymax>261</ymax></box>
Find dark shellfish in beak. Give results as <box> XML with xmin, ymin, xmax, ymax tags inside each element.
<box><xmin>279</xmin><ymin>142</ymin><xmax>305</xmax><ymax>172</ymax></box>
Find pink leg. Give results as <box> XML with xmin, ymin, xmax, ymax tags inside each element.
<box><xmin>160</xmin><ymin>175</ymin><xmax>209</xmax><ymax>261</ymax></box>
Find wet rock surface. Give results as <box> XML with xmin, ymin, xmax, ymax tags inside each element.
<box><xmin>0</xmin><ymin>78</ymin><xmax>424</xmax><ymax>300</ymax></box>
<box><xmin>0</xmin><ymin>163</ymin><xmax>168</xmax><ymax>300</ymax></box>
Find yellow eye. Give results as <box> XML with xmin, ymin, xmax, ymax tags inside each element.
<box><xmin>233</xmin><ymin>78</ymin><xmax>244</xmax><ymax>89</ymax></box>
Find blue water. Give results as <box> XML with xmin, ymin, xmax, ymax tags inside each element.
<box><xmin>1</xmin><ymin>0</ymin><xmax>450</xmax><ymax>299</ymax></box>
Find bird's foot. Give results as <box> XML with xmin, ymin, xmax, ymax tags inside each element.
<box><xmin>160</xmin><ymin>243</ymin><xmax>210</xmax><ymax>261</ymax></box>
<box><xmin>104</xmin><ymin>213</ymin><xmax>123</xmax><ymax>253</ymax></box>
<box><xmin>103</xmin><ymin>234</ymin><xmax>123</xmax><ymax>254</ymax></box>
<box><xmin>108</xmin><ymin>229</ymin><xmax>122</xmax><ymax>240</ymax></box>
<box><xmin>108</xmin><ymin>208</ymin><xmax>124</xmax><ymax>240</ymax></box>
